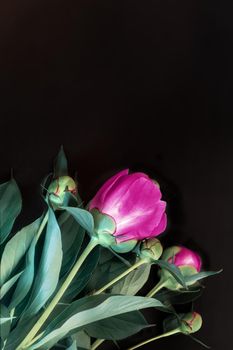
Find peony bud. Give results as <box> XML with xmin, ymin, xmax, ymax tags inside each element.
<box><xmin>160</xmin><ymin>246</ymin><xmax>202</xmax><ymax>290</ymax></box>
<box><xmin>89</xmin><ymin>169</ymin><xmax>167</xmax><ymax>252</ymax></box>
<box><xmin>180</xmin><ymin>312</ymin><xmax>203</xmax><ymax>334</ymax></box>
<box><xmin>139</xmin><ymin>238</ymin><xmax>163</xmax><ymax>262</ymax></box>
<box><xmin>48</xmin><ymin>176</ymin><xmax>77</xmax><ymax>208</ymax></box>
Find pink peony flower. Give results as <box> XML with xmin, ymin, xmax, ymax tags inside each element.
<box><xmin>89</xmin><ymin>169</ymin><xmax>167</xmax><ymax>243</ymax></box>
<box><xmin>165</xmin><ymin>246</ymin><xmax>202</xmax><ymax>272</ymax></box>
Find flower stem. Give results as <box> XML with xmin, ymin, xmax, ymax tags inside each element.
<box><xmin>36</xmin><ymin>210</ymin><xmax>49</xmax><ymax>240</ymax></box>
<box><xmin>127</xmin><ymin>329</ymin><xmax>180</xmax><ymax>350</ymax></box>
<box><xmin>91</xmin><ymin>338</ymin><xmax>105</xmax><ymax>350</ymax></box>
<box><xmin>17</xmin><ymin>238</ymin><xmax>99</xmax><ymax>350</ymax></box>
<box><xmin>93</xmin><ymin>259</ymin><xmax>147</xmax><ymax>295</ymax></box>
<box><xmin>146</xmin><ymin>279</ymin><xmax>167</xmax><ymax>298</ymax></box>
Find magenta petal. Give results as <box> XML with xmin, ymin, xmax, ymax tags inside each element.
<box><xmin>105</xmin><ymin>176</ymin><xmax>162</xmax><ymax>219</ymax></box>
<box><xmin>113</xmin><ymin>179</ymin><xmax>166</xmax><ymax>242</ymax></box>
<box><xmin>174</xmin><ymin>247</ymin><xmax>202</xmax><ymax>272</ymax></box>
<box><xmin>89</xmin><ymin>169</ymin><xmax>129</xmax><ymax>211</ymax></box>
<box><xmin>101</xmin><ymin>172</ymin><xmax>150</xmax><ymax>214</ymax></box>
<box><xmin>151</xmin><ymin>212</ymin><xmax>167</xmax><ymax>237</ymax></box>
<box><xmin>115</xmin><ymin>211</ymin><xmax>166</xmax><ymax>243</ymax></box>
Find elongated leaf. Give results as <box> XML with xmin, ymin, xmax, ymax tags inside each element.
<box><xmin>0</xmin><ymin>179</ymin><xmax>22</xmax><ymax>244</ymax></box>
<box><xmin>22</xmin><ymin>209</ymin><xmax>62</xmax><ymax>319</ymax></box>
<box><xmin>29</xmin><ymin>296</ymin><xmax>169</xmax><ymax>349</ymax></box>
<box><xmin>45</xmin><ymin>295</ymin><xmax>109</xmax><ymax>333</ymax></box>
<box><xmin>74</xmin><ymin>331</ymin><xmax>90</xmax><ymax>350</ymax></box>
<box><xmin>4</xmin><ymin>314</ymin><xmax>41</xmax><ymax>350</ymax></box>
<box><xmin>58</xmin><ymin>212</ymin><xmax>85</xmax><ymax>277</ymax></box>
<box><xmin>184</xmin><ymin>270</ymin><xmax>223</xmax><ymax>284</ymax></box>
<box><xmin>0</xmin><ymin>304</ymin><xmax>12</xmax><ymax>340</ymax></box>
<box><xmin>85</xmin><ymin>311</ymin><xmax>148</xmax><ymax>340</ymax></box>
<box><xmin>156</xmin><ymin>288</ymin><xmax>203</xmax><ymax>305</ymax></box>
<box><xmin>0</xmin><ymin>217</ymin><xmax>41</xmax><ymax>286</ymax></box>
<box><xmin>86</xmin><ymin>248</ymin><xmax>131</xmax><ymax>293</ymax></box>
<box><xmin>66</xmin><ymin>339</ymin><xmax>77</xmax><ymax>350</ymax></box>
<box><xmin>62</xmin><ymin>207</ymin><xmax>94</xmax><ymax>235</ymax></box>
<box><xmin>154</xmin><ymin>260</ymin><xmax>187</xmax><ymax>288</ymax></box>
<box><xmin>111</xmin><ymin>263</ymin><xmax>151</xmax><ymax>295</ymax></box>
<box><xmin>9</xmin><ymin>217</ymin><xmax>44</xmax><ymax>310</ymax></box>
<box><xmin>54</xmin><ymin>146</ymin><xmax>68</xmax><ymax>177</ymax></box>
<box><xmin>61</xmin><ymin>333</ymin><xmax>90</xmax><ymax>350</ymax></box>
<box><xmin>61</xmin><ymin>246</ymin><xmax>100</xmax><ymax>302</ymax></box>
<box><xmin>163</xmin><ymin>313</ymin><xmax>183</xmax><ymax>332</ymax></box>
<box><xmin>0</xmin><ymin>271</ymin><xmax>23</xmax><ymax>299</ymax></box>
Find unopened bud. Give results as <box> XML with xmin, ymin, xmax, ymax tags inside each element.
<box><xmin>48</xmin><ymin>176</ymin><xmax>77</xmax><ymax>208</ymax></box>
<box><xmin>139</xmin><ymin>238</ymin><xmax>163</xmax><ymax>262</ymax></box>
<box><xmin>180</xmin><ymin>312</ymin><xmax>202</xmax><ymax>334</ymax></box>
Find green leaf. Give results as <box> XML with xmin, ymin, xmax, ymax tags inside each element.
<box><xmin>54</xmin><ymin>146</ymin><xmax>68</xmax><ymax>177</ymax></box>
<box><xmin>58</xmin><ymin>212</ymin><xmax>85</xmax><ymax>277</ymax></box>
<box><xmin>22</xmin><ymin>209</ymin><xmax>62</xmax><ymax>319</ymax></box>
<box><xmin>4</xmin><ymin>314</ymin><xmax>41</xmax><ymax>350</ymax></box>
<box><xmin>111</xmin><ymin>263</ymin><xmax>151</xmax><ymax>295</ymax></box>
<box><xmin>66</xmin><ymin>339</ymin><xmax>77</xmax><ymax>350</ymax></box>
<box><xmin>155</xmin><ymin>260</ymin><xmax>187</xmax><ymax>288</ymax></box>
<box><xmin>75</xmin><ymin>330</ymin><xmax>91</xmax><ymax>350</ymax></box>
<box><xmin>184</xmin><ymin>270</ymin><xmax>223</xmax><ymax>285</ymax></box>
<box><xmin>163</xmin><ymin>314</ymin><xmax>182</xmax><ymax>333</ymax></box>
<box><xmin>29</xmin><ymin>295</ymin><xmax>169</xmax><ymax>349</ymax></box>
<box><xmin>0</xmin><ymin>217</ymin><xmax>41</xmax><ymax>286</ymax></box>
<box><xmin>0</xmin><ymin>179</ymin><xmax>22</xmax><ymax>244</ymax></box>
<box><xmin>0</xmin><ymin>271</ymin><xmax>24</xmax><ymax>299</ymax></box>
<box><xmin>61</xmin><ymin>246</ymin><xmax>100</xmax><ymax>302</ymax></box>
<box><xmin>86</xmin><ymin>248</ymin><xmax>131</xmax><ymax>293</ymax></box>
<box><xmin>62</xmin><ymin>207</ymin><xmax>94</xmax><ymax>235</ymax></box>
<box><xmin>0</xmin><ymin>304</ymin><xmax>12</xmax><ymax>340</ymax></box>
<box><xmin>108</xmin><ymin>247</ymin><xmax>132</xmax><ymax>267</ymax></box>
<box><xmin>46</xmin><ymin>295</ymin><xmax>108</xmax><ymax>333</ymax></box>
<box><xmin>156</xmin><ymin>288</ymin><xmax>203</xmax><ymax>305</ymax></box>
<box><xmin>8</xmin><ymin>217</ymin><xmax>44</xmax><ymax>310</ymax></box>
<box><xmin>85</xmin><ymin>311</ymin><xmax>149</xmax><ymax>340</ymax></box>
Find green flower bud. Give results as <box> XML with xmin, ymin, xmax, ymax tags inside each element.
<box><xmin>48</xmin><ymin>176</ymin><xmax>77</xmax><ymax>208</ymax></box>
<box><xmin>91</xmin><ymin>208</ymin><xmax>137</xmax><ymax>252</ymax></box>
<box><xmin>139</xmin><ymin>238</ymin><xmax>163</xmax><ymax>262</ymax></box>
<box><xmin>180</xmin><ymin>312</ymin><xmax>202</xmax><ymax>334</ymax></box>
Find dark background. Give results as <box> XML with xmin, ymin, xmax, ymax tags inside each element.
<box><xmin>0</xmin><ymin>0</ymin><xmax>232</xmax><ymax>349</ymax></box>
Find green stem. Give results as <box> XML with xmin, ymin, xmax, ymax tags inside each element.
<box><xmin>36</xmin><ymin>211</ymin><xmax>49</xmax><ymax>240</ymax></box>
<box><xmin>127</xmin><ymin>329</ymin><xmax>180</xmax><ymax>350</ymax></box>
<box><xmin>146</xmin><ymin>279</ymin><xmax>167</xmax><ymax>298</ymax></box>
<box><xmin>17</xmin><ymin>238</ymin><xmax>99</xmax><ymax>350</ymax></box>
<box><xmin>89</xmin><ymin>258</ymin><xmax>147</xmax><ymax>350</ymax></box>
<box><xmin>91</xmin><ymin>338</ymin><xmax>105</xmax><ymax>350</ymax></box>
<box><xmin>93</xmin><ymin>259</ymin><xmax>147</xmax><ymax>295</ymax></box>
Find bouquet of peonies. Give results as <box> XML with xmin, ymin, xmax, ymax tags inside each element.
<box><xmin>0</xmin><ymin>148</ymin><xmax>221</xmax><ymax>350</ymax></box>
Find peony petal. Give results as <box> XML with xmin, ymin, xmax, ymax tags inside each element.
<box><xmin>115</xmin><ymin>210</ymin><xmax>166</xmax><ymax>243</ymax></box>
<box><xmin>151</xmin><ymin>212</ymin><xmax>167</xmax><ymax>237</ymax></box>
<box><xmin>174</xmin><ymin>247</ymin><xmax>202</xmax><ymax>272</ymax></box>
<box><xmin>115</xmin><ymin>200</ymin><xmax>166</xmax><ymax>238</ymax></box>
<box><xmin>101</xmin><ymin>172</ymin><xmax>150</xmax><ymax>215</ymax></box>
<box><xmin>105</xmin><ymin>176</ymin><xmax>162</xmax><ymax>220</ymax></box>
<box><xmin>89</xmin><ymin>169</ymin><xmax>129</xmax><ymax>211</ymax></box>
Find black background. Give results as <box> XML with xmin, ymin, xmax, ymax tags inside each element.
<box><xmin>0</xmin><ymin>1</ymin><xmax>232</xmax><ymax>349</ymax></box>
